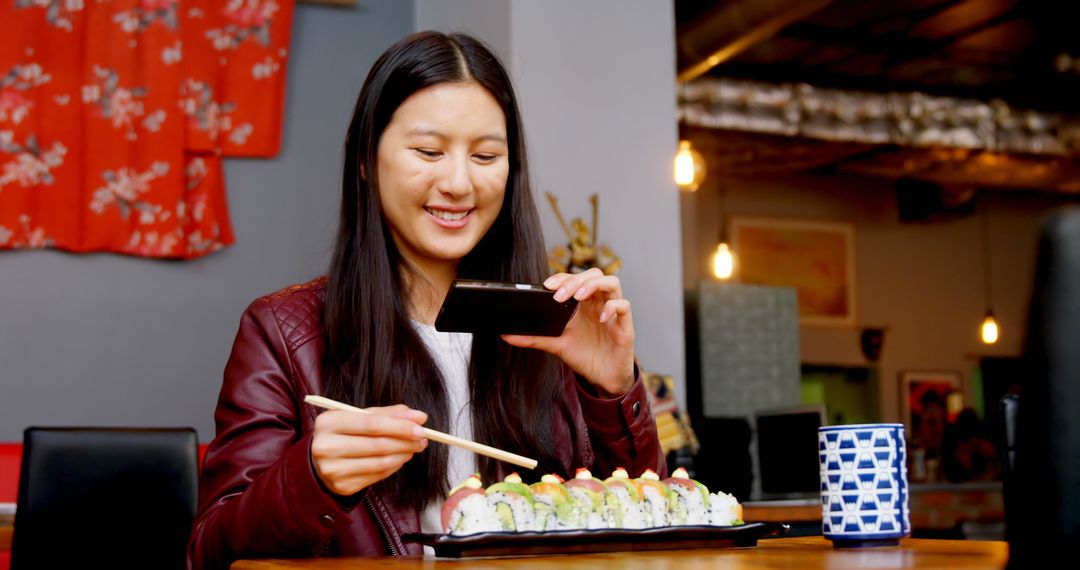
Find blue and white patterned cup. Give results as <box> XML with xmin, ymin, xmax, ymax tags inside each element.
<box><xmin>818</xmin><ymin>423</ymin><xmax>910</xmax><ymax>547</ymax></box>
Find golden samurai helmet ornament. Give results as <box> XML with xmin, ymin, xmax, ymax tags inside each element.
<box><xmin>545</xmin><ymin>192</ymin><xmax>622</xmax><ymax>275</ymax></box>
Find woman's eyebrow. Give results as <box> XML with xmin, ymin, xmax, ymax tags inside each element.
<box><xmin>406</xmin><ymin>127</ymin><xmax>446</xmax><ymax>139</ymax></box>
<box><xmin>406</xmin><ymin>127</ymin><xmax>506</xmax><ymax>144</ymax></box>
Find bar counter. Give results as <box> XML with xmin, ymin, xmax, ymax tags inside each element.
<box><xmin>232</xmin><ymin>536</ymin><xmax>1007</xmax><ymax>569</ymax></box>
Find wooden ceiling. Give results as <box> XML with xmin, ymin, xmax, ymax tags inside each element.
<box><xmin>676</xmin><ymin>0</ymin><xmax>1080</xmax><ymax>193</ymax></box>
<box><xmin>677</xmin><ymin>0</ymin><xmax>1079</xmax><ymax>111</ymax></box>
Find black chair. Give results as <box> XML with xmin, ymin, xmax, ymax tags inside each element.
<box><xmin>11</xmin><ymin>427</ymin><xmax>199</xmax><ymax>570</ymax></box>
<box><xmin>1007</xmin><ymin>207</ymin><xmax>1080</xmax><ymax>567</ymax></box>
<box><xmin>999</xmin><ymin>394</ymin><xmax>1019</xmax><ymax>480</ymax></box>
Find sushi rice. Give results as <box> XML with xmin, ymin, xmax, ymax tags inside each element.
<box><xmin>441</xmin><ymin>468</ymin><xmax>744</xmax><ymax>535</ymax></box>
<box><xmin>485</xmin><ymin>473</ymin><xmax>537</xmax><ymax>531</ymax></box>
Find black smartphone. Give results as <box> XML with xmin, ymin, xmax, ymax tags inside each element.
<box><xmin>434</xmin><ymin>280</ymin><xmax>578</xmax><ymax>336</ymax></box>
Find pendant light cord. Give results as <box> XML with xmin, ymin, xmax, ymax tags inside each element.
<box><xmin>981</xmin><ymin>196</ymin><xmax>994</xmax><ymax>313</ymax></box>
<box><xmin>718</xmin><ymin>167</ymin><xmax>727</xmax><ymax>242</ymax></box>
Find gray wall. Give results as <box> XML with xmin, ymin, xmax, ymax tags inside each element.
<box><xmin>415</xmin><ymin>0</ymin><xmax>510</xmax><ymax>57</ymax></box>
<box><xmin>0</xmin><ymin>1</ymin><xmax>414</xmax><ymax>441</ymax></box>
<box><xmin>417</xmin><ymin>0</ymin><xmax>687</xmax><ymax>407</ymax></box>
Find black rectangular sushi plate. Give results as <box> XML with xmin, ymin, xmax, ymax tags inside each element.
<box><xmin>403</xmin><ymin>522</ymin><xmax>788</xmax><ymax>558</ymax></box>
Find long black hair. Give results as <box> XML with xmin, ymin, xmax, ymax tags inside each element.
<box><xmin>323</xmin><ymin>31</ymin><xmax>577</xmax><ymax>509</ymax></box>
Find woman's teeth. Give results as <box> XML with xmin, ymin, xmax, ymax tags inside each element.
<box><xmin>427</xmin><ymin>208</ymin><xmax>469</xmax><ymax>221</ymax></box>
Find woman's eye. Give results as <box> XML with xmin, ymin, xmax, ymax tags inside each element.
<box><xmin>414</xmin><ymin>148</ymin><xmax>442</xmax><ymax>159</ymax></box>
<box><xmin>473</xmin><ymin>153</ymin><xmax>498</xmax><ymax>163</ymax></box>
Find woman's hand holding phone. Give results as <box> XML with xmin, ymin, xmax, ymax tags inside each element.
<box><xmin>310</xmin><ymin>405</ymin><xmax>429</xmax><ymax>497</ymax></box>
<box><xmin>501</xmin><ymin>268</ymin><xmax>635</xmax><ymax>397</ymax></box>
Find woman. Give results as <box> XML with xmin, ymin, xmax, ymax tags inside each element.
<box><xmin>188</xmin><ymin>31</ymin><xmax>664</xmax><ymax>568</ymax></box>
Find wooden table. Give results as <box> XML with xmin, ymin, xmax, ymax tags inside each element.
<box><xmin>743</xmin><ymin>501</ymin><xmax>820</xmax><ymax>523</ymax></box>
<box><xmin>232</xmin><ymin>537</ymin><xmax>1008</xmax><ymax>569</ymax></box>
<box><xmin>743</xmin><ymin>482</ymin><xmax>1006</xmax><ymax>537</ymax></box>
<box><xmin>0</xmin><ymin>510</ymin><xmax>12</xmax><ymax>551</ymax></box>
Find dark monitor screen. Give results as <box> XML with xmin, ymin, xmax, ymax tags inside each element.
<box><xmin>755</xmin><ymin>406</ymin><xmax>825</xmax><ymax>497</ymax></box>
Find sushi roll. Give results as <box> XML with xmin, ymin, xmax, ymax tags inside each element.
<box><xmin>529</xmin><ymin>474</ymin><xmax>582</xmax><ymax>531</ymax></box>
<box><xmin>636</xmin><ymin>469</ymin><xmax>675</xmax><ymax>527</ymax></box>
<box><xmin>603</xmin><ymin>467</ymin><xmax>648</xmax><ymax>529</ymax></box>
<box><xmin>708</xmin><ymin>489</ymin><xmax>744</xmax><ymax>526</ymax></box>
<box><xmin>485</xmin><ymin>472</ymin><xmax>537</xmax><ymax>531</ymax></box>
<box><xmin>441</xmin><ymin>468</ymin><xmax>745</xmax><ymax>535</ymax></box>
<box><xmin>441</xmin><ymin>474</ymin><xmax>499</xmax><ymax>535</ymax></box>
<box><xmin>564</xmin><ymin>467</ymin><xmax>618</xmax><ymax>529</ymax></box>
<box><xmin>663</xmin><ymin>467</ymin><xmax>711</xmax><ymax>525</ymax></box>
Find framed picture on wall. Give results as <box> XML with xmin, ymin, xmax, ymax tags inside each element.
<box><xmin>730</xmin><ymin>217</ymin><xmax>856</xmax><ymax>326</ymax></box>
<box><xmin>899</xmin><ymin>370</ymin><xmax>962</xmax><ymax>443</ymax></box>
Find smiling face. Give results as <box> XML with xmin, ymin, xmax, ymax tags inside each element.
<box><xmin>376</xmin><ymin>81</ymin><xmax>509</xmax><ymax>284</ymax></box>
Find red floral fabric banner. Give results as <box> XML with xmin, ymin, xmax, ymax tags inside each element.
<box><xmin>0</xmin><ymin>1</ymin><xmax>294</xmax><ymax>259</ymax></box>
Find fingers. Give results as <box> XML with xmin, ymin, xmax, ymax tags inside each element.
<box><xmin>316</xmin><ymin>409</ymin><xmax>427</xmax><ymax>439</ymax></box>
<box><xmin>368</xmin><ymin>404</ymin><xmax>428</xmax><ymax>425</ymax></box>
<box><xmin>314</xmin><ymin>453</ymin><xmax>420</xmax><ymax>496</ymax></box>
<box><xmin>314</xmin><ymin>433</ymin><xmax>429</xmax><ymax>459</ymax></box>
<box><xmin>545</xmin><ymin>269</ymin><xmax>623</xmax><ymax>303</ymax></box>
<box><xmin>599</xmin><ymin>298</ymin><xmax>631</xmax><ymax>324</ymax></box>
<box><xmin>501</xmin><ymin>333</ymin><xmax>558</xmax><ymax>353</ymax></box>
<box><xmin>311</xmin><ymin>408</ymin><xmax>432</xmax><ymax>496</ymax></box>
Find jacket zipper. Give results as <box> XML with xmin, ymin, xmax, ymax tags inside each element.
<box><xmin>364</xmin><ymin>493</ymin><xmax>401</xmax><ymax>556</ymax></box>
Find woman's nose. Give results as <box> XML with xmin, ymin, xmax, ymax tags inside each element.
<box><xmin>437</xmin><ymin>156</ymin><xmax>472</xmax><ymax>197</ymax></box>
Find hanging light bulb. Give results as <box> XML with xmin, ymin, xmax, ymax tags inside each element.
<box><xmin>712</xmin><ymin>242</ymin><xmax>736</xmax><ymax>280</ymax></box>
<box><xmin>674</xmin><ymin>140</ymin><xmax>706</xmax><ymax>191</ymax></box>
<box><xmin>978</xmin><ymin>198</ymin><xmax>999</xmax><ymax>345</ymax></box>
<box><xmin>981</xmin><ymin>311</ymin><xmax>999</xmax><ymax>344</ymax></box>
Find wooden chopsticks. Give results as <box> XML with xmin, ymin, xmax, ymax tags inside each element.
<box><xmin>304</xmin><ymin>395</ymin><xmax>538</xmax><ymax>470</ymax></box>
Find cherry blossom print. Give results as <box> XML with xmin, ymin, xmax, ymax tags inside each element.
<box><xmin>0</xmin><ymin>132</ymin><xmax>67</xmax><ymax>189</ymax></box>
<box><xmin>112</xmin><ymin>0</ymin><xmax>179</xmax><ymax>33</ymax></box>
<box><xmin>89</xmin><ymin>161</ymin><xmax>170</xmax><ymax>222</ymax></box>
<box><xmin>142</xmin><ymin>109</ymin><xmax>167</xmax><ymax>132</ymax></box>
<box><xmin>186</xmin><ymin>224</ymin><xmax>225</xmax><ymax>256</ymax></box>
<box><xmin>2</xmin><ymin>63</ymin><xmax>52</xmax><ymax>90</ymax></box>
<box><xmin>228</xmin><ymin>123</ymin><xmax>252</xmax><ymax>146</ymax></box>
<box><xmin>124</xmin><ymin>228</ymin><xmax>181</xmax><ymax>257</ymax></box>
<box><xmin>1</xmin><ymin>63</ymin><xmax>52</xmax><ymax>125</ymax></box>
<box><xmin>185</xmin><ymin>157</ymin><xmax>207</xmax><ymax>190</ymax></box>
<box><xmin>161</xmin><ymin>41</ymin><xmax>183</xmax><ymax>65</ymax></box>
<box><xmin>251</xmin><ymin>56</ymin><xmax>280</xmax><ymax>80</ymax></box>
<box><xmin>180</xmin><ymin>79</ymin><xmax>236</xmax><ymax>140</ymax></box>
<box><xmin>0</xmin><ymin>215</ymin><xmax>54</xmax><ymax>248</ymax></box>
<box><xmin>206</xmin><ymin>0</ymin><xmax>280</xmax><ymax>50</ymax></box>
<box><xmin>13</xmin><ymin>0</ymin><xmax>84</xmax><ymax>32</ymax></box>
<box><xmin>83</xmin><ymin>66</ymin><xmax>148</xmax><ymax>140</ymax></box>
<box><xmin>0</xmin><ymin>90</ymin><xmax>31</xmax><ymax>125</ymax></box>
<box><xmin>1</xmin><ymin>0</ymin><xmax>291</xmax><ymax>258</ymax></box>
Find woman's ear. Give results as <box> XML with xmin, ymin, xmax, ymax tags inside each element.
<box><xmin>360</xmin><ymin>163</ymin><xmax>367</xmax><ymax>181</ymax></box>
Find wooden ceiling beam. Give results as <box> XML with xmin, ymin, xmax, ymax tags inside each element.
<box><xmin>880</xmin><ymin>3</ymin><xmax>1028</xmax><ymax>71</ymax></box>
<box><xmin>777</xmin><ymin>4</ymin><xmax>1027</xmax><ymax>73</ymax></box>
<box><xmin>676</xmin><ymin>0</ymin><xmax>834</xmax><ymax>84</ymax></box>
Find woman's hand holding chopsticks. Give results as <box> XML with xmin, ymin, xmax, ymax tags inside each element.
<box><xmin>310</xmin><ymin>404</ymin><xmax>429</xmax><ymax>497</ymax></box>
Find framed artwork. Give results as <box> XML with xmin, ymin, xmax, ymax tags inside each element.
<box><xmin>899</xmin><ymin>370</ymin><xmax>962</xmax><ymax>441</ymax></box>
<box><xmin>642</xmin><ymin>371</ymin><xmax>678</xmax><ymax>416</ymax></box>
<box><xmin>730</xmin><ymin>217</ymin><xmax>856</xmax><ymax>326</ymax></box>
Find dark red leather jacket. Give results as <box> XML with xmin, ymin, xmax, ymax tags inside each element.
<box><xmin>188</xmin><ymin>279</ymin><xmax>665</xmax><ymax>569</ymax></box>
